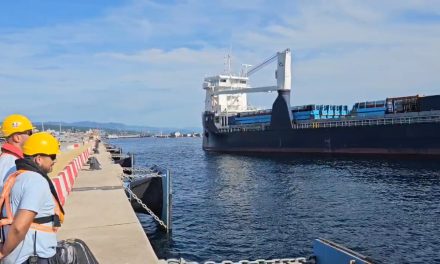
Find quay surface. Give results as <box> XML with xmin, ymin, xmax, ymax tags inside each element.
<box><xmin>57</xmin><ymin>142</ymin><xmax>160</xmax><ymax>264</ymax></box>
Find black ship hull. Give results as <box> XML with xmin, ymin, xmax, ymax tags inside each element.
<box><xmin>203</xmin><ymin>91</ymin><xmax>440</xmax><ymax>157</ymax></box>
<box><xmin>203</xmin><ymin>122</ymin><xmax>440</xmax><ymax>156</ymax></box>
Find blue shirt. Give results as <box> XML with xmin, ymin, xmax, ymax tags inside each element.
<box><xmin>0</xmin><ymin>153</ymin><xmax>17</xmax><ymax>190</ymax></box>
<box><xmin>2</xmin><ymin>170</ymin><xmax>57</xmax><ymax>264</ymax></box>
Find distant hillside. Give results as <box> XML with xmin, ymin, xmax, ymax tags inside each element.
<box><xmin>34</xmin><ymin>121</ymin><xmax>201</xmax><ymax>134</ymax></box>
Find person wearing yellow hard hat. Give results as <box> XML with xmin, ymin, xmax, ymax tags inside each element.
<box><xmin>0</xmin><ymin>132</ymin><xmax>64</xmax><ymax>263</ymax></box>
<box><xmin>0</xmin><ymin>114</ymin><xmax>34</xmax><ymax>187</ymax></box>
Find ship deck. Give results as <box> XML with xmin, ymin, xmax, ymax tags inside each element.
<box><xmin>217</xmin><ymin>110</ymin><xmax>440</xmax><ymax>133</ymax></box>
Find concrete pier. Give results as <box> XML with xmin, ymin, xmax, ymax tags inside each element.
<box><xmin>57</xmin><ymin>143</ymin><xmax>160</xmax><ymax>264</ymax></box>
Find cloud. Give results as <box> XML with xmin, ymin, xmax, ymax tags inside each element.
<box><xmin>1</xmin><ymin>0</ymin><xmax>439</xmax><ymax>127</ymax></box>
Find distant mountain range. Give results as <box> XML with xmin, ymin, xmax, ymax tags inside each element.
<box><xmin>34</xmin><ymin>121</ymin><xmax>201</xmax><ymax>134</ymax></box>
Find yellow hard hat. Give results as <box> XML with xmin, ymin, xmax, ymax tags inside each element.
<box><xmin>1</xmin><ymin>114</ymin><xmax>34</xmax><ymax>137</ymax></box>
<box><xmin>23</xmin><ymin>132</ymin><xmax>60</xmax><ymax>156</ymax></box>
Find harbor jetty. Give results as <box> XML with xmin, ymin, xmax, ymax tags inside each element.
<box><xmin>50</xmin><ymin>137</ymin><xmax>161</xmax><ymax>263</ymax></box>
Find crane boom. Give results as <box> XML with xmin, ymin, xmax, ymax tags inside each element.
<box><xmin>246</xmin><ymin>53</ymin><xmax>277</xmax><ymax>77</ymax></box>
<box><xmin>210</xmin><ymin>86</ymin><xmax>278</xmax><ymax>95</ymax></box>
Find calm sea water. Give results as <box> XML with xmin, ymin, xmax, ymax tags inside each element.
<box><xmin>109</xmin><ymin>137</ymin><xmax>440</xmax><ymax>264</ymax></box>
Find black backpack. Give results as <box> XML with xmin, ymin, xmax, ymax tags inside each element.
<box><xmin>50</xmin><ymin>239</ymin><xmax>99</xmax><ymax>264</ymax></box>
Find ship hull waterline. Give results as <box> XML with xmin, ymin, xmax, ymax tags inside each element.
<box><xmin>203</xmin><ymin>122</ymin><xmax>440</xmax><ymax>157</ymax></box>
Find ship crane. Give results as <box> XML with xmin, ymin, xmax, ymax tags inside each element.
<box><xmin>210</xmin><ymin>49</ymin><xmax>291</xmax><ymax>96</ymax></box>
<box><xmin>203</xmin><ymin>49</ymin><xmax>291</xmax><ymax>114</ymax></box>
<box><xmin>246</xmin><ymin>52</ymin><xmax>278</xmax><ymax>77</ymax></box>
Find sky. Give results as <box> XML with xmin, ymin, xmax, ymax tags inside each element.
<box><xmin>0</xmin><ymin>0</ymin><xmax>439</xmax><ymax>128</ymax></box>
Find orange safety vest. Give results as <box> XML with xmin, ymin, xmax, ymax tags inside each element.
<box><xmin>0</xmin><ymin>170</ymin><xmax>64</xmax><ymax>233</ymax></box>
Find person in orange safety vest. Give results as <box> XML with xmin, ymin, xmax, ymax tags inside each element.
<box><xmin>0</xmin><ymin>132</ymin><xmax>64</xmax><ymax>264</ymax></box>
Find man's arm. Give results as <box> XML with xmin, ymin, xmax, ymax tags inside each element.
<box><xmin>0</xmin><ymin>209</ymin><xmax>36</xmax><ymax>259</ymax></box>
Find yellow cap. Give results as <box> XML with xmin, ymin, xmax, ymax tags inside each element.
<box><xmin>1</xmin><ymin>114</ymin><xmax>34</xmax><ymax>137</ymax></box>
<box><xmin>23</xmin><ymin>132</ymin><xmax>60</xmax><ymax>156</ymax></box>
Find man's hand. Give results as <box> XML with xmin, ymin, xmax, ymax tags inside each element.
<box><xmin>1</xmin><ymin>209</ymin><xmax>36</xmax><ymax>258</ymax></box>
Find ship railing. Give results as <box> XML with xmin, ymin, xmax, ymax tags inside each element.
<box><xmin>218</xmin><ymin>123</ymin><xmax>270</xmax><ymax>133</ymax></box>
<box><xmin>217</xmin><ymin>114</ymin><xmax>440</xmax><ymax>133</ymax></box>
<box><xmin>293</xmin><ymin>114</ymin><xmax>440</xmax><ymax>129</ymax></box>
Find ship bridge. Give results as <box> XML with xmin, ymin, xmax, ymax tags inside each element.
<box><xmin>203</xmin><ymin>74</ymin><xmax>250</xmax><ymax>113</ymax></box>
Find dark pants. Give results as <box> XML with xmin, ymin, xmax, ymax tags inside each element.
<box><xmin>22</xmin><ymin>257</ymin><xmax>47</xmax><ymax>264</ymax></box>
<box><xmin>22</xmin><ymin>255</ymin><xmax>57</xmax><ymax>264</ymax></box>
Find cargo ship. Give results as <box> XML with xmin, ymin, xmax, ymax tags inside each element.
<box><xmin>202</xmin><ymin>49</ymin><xmax>440</xmax><ymax>156</ymax></box>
